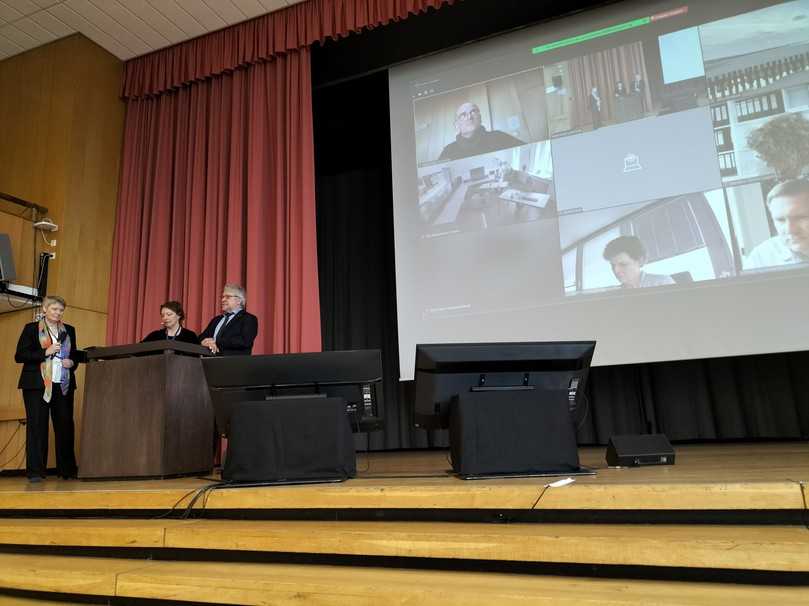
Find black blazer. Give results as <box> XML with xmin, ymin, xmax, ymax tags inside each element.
<box><xmin>142</xmin><ymin>327</ymin><xmax>199</xmax><ymax>344</ymax></box>
<box><xmin>198</xmin><ymin>310</ymin><xmax>258</xmax><ymax>356</ymax></box>
<box><xmin>15</xmin><ymin>322</ymin><xmax>80</xmax><ymax>391</ymax></box>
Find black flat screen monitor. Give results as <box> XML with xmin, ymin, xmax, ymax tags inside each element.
<box><xmin>201</xmin><ymin>349</ymin><xmax>384</xmax><ymax>434</ymax></box>
<box><xmin>414</xmin><ymin>341</ymin><xmax>596</xmax><ymax>429</ymax></box>
<box><xmin>0</xmin><ymin>233</ymin><xmax>15</xmax><ymax>283</ymax></box>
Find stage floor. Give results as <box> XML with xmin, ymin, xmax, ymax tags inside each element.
<box><xmin>0</xmin><ymin>442</ymin><xmax>806</xmax><ymax>514</ymax></box>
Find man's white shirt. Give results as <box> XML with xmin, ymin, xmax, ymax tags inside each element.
<box><xmin>744</xmin><ymin>237</ymin><xmax>809</xmax><ymax>270</ymax></box>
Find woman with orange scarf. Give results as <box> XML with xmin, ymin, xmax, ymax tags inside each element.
<box><xmin>15</xmin><ymin>295</ymin><xmax>80</xmax><ymax>482</ymax></box>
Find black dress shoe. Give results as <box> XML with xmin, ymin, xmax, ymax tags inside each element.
<box><xmin>27</xmin><ymin>476</ymin><xmax>43</xmax><ymax>483</ymax></box>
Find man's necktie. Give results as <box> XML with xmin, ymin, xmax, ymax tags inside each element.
<box><xmin>214</xmin><ymin>312</ymin><xmax>234</xmax><ymax>340</ymax></box>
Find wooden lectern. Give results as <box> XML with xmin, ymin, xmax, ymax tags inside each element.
<box><xmin>78</xmin><ymin>341</ymin><xmax>214</xmax><ymax>479</ymax></box>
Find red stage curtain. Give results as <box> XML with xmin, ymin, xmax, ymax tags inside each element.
<box><xmin>108</xmin><ymin>49</ymin><xmax>320</xmax><ymax>353</ymax></box>
<box><xmin>109</xmin><ymin>0</ymin><xmax>452</xmax><ymax>353</ymax></box>
<box><xmin>121</xmin><ymin>0</ymin><xmax>452</xmax><ymax>98</ymax></box>
<box><xmin>568</xmin><ymin>41</ymin><xmax>653</xmax><ymax>129</ymax></box>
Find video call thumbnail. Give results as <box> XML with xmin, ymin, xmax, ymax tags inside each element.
<box><xmin>559</xmin><ymin>191</ymin><xmax>736</xmax><ymax>295</ymax></box>
<box><xmin>726</xmin><ymin>180</ymin><xmax>809</xmax><ymax>272</ymax></box>
<box><xmin>417</xmin><ymin>215</ymin><xmax>565</xmax><ymax>319</ymax></box>
<box><xmin>542</xmin><ymin>37</ymin><xmax>707</xmax><ymax>138</ymax></box>
<box><xmin>559</xmin><ymin>179</ymin><xmax>809</xmax><ymax>297</ymax></box>
<box><xmin>699</xmin><ymin>1</ymin><xmax>809</xmax><ymax>187</ymax></box>
<box><xmin>416</xmin><ymin>141</ymin><xmax>556</xmax><ymax>236</ymax></box>
<box><xmin>552</xmin><ymin>107</ymin><xmax>722</xmax><ymax>214</ymax></box>
<box><xmin>413</xmin><ymin>68</ymin><xmax>549</xmax><ymax>166</ymax></box>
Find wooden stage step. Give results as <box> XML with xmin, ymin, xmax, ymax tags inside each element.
<box><xmin>0</xmin><ymin>443</ymin><xmax>807</xmax><ymax>514</ymax></box>
<box><xmin>0</xmin><ymin>598</ymin><xmax>77</xmax><ymax>605</ymax></box>
<box><xmin>0</xmin><ymin>553</ymin><xmax>808</xmax><ymax>606</ymax></box>
<box><xmin>0</xmin><ymin>518</ymin><xmax>807</xmax><ymax>572</ymax></box>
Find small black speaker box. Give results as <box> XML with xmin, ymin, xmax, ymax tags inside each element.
<box><xmin>606</xmin><ymin>434</ymin><xmax>675</xmax><ymax>467</ymax></box>
<box><xmin>0</xmin><ymin>233</ymin><xmax>16</xmax><ymax>282</ymax></box>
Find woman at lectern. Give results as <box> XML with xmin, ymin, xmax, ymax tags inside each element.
<box><xmin>14</xmin><ymin>295</ymin><xmax>79</xmax><ymax>482</ymax></box>
<box><xmin>141</xmin><ymin>300</ymin><xmax>198</xmax><ymax>344</ymax></box>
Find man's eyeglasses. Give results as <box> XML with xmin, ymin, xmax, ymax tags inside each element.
<box><xmin>456</xmin><ymin>108</ymin><xmax>481</xmax><ymax>121</ymax></box>
<box><xmin>221</xmin><ymin>294</ymin><xmax>240</xmax><ymax>299</ymax></box>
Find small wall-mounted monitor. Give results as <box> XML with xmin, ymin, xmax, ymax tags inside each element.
<box><xmin>414</xmin><ymin>341</ymin><xmax>596</xmax><ymax>429</ymax></box>
<box><xmin>0</xmin><ymin>234</ymin><xmax>16</xmax><ymax>283</ymax></box>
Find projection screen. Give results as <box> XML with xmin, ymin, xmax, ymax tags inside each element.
<box><xmin>389</xmin><ymin>0</ymin><xmax>809</xmax><ymax>379</ymax></box>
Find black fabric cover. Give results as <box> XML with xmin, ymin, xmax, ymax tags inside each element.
<box><xmin>449</xmin><ymin>389</ymin><xmax>580</xmax><ymax>476</ymax></box>
<box><xmin>224</xmin><ymin>398</ymin><xmax>356</xmax><ymax>483</ymax></box>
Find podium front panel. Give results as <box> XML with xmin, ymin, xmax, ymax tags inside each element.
<box><xmin>79</xmin><ymin>349</ymin><xmax>213</xmax><ymax>479</ymax></box>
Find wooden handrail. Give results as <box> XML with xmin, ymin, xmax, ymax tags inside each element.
<box><xmin>0</xmin><ymin>191</ymin><xmax>48</xmax><ymax>217</ymax></box>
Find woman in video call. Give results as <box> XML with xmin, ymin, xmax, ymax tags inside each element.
<box><xmin>141</xmin><ymin>300</ymin><xmax>198</xmax><ymax>344</ymax></box>
<box><xmin>603</xmin><ymin>235</ymin><xmax>674</xmax><ymax>289</ymax></box>
<box><xmin>14</xmin><ymin>295</ymin><xmax>80</xmax><ymax>482</ymax></box>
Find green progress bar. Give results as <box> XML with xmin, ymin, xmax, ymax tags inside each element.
<box><xmin>531</xmin><ymin>17</ymin><xmax>651</xmax><ymax>55</ymax></box>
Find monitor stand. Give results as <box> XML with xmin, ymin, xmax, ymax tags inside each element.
<box><xmin>214</xmin><ymin>477</ymin><xmax>349</xmax><ymax>488</ymax></box>
<box><xmin>455</xmin><ymin>465</ymin><xmax>596</xmax><ymax>480</ymax></box>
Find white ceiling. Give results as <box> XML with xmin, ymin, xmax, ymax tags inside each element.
<box><xmin>0</xmin><ymin>0</ymin><xmax>306</xmax><ymax>62</ymax></box>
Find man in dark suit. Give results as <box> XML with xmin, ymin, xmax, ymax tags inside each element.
<box><xmin>589</xmin><ymin>86</ymin><xmax>602</xmax><ymax>130</ymax></box>
<box><xmin>631</xmin><ymin>72</ymin><xmax>645</xmax><ymax>96</ymax></box>
<box><xmin>199</xmin><ymin>283</ymin><xmax>258</xmax><ymax>355</ymax></box>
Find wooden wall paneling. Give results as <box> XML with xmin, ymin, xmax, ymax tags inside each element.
<box><xmin>0</xmin><ymin>34</ymin><xmax>124</xmax><ymax>469</ymax></box>
<box><xmin>0</xmin><ymin>44</ymin><xmax>56</xmax><ymax>207</ymax></box>
<box><xmin>57</xmin><ymin>36</ymin><xmax>125</xmax><ymax>314</ymax></box>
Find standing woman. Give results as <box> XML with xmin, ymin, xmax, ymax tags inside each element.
<box><xmin>15</xmin><ymin>295</ymin><xmax>79</xmax><ymax>482</ymax></box>
<box><xmin>141</xmin><ymin>301</ymin><xmax>198</xmax><ymax>344</ymax></box>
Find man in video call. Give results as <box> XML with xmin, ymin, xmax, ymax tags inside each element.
<box><xmin>744</xmin><ymin>179</ymin><xmax>809</xmax><ymax>270</ymax></box>
<box><xmin>589</xmin><ymin>87</ymin><xmax>602</xmax><ymax>130</ymax></box>
<box><xmin>438</xmin><ymin>102</ymin><xmax>524</xmax><ymax>161</ymax></box>
<box><xmin>603</xmin><ymin>235</ymin><xmax>675</xmax><ymax>289</ymax></box>
<box><xmin>631</xmin><ymin>72</ymin><xmax>645</xmax><ymax>95</ymax></box>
